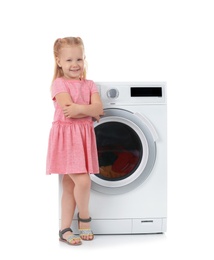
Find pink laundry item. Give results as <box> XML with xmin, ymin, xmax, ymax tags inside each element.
<box><xmin>46</xmin><ymin>77</ymin><xmax>100</xmax><ymax>175</ymax></box>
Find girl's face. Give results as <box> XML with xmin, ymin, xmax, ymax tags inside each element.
<box><xmin>56</xmin><ymin>45</ymin><xmax>85</xmax><ymax>80</ymax></box>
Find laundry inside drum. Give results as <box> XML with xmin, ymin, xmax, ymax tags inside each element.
<box><xmin>95</xmin><ymin>122</ymin><xmax>143</xmax><ymax>181</ymax></box>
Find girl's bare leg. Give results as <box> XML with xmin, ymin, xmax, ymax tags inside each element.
<box><xmin>69</xmin><ymin>173</ymin><xmax>93</xmax><ymax>240</ymax></box>
<box><xmin>60</xmin><ymin>174</ymin><xmax>80</xmax><ymax>244</ymax></box>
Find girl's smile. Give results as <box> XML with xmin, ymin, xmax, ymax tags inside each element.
<box><xmin>56</xmin><ymin>46</ymin><xmax>85</xmax><ymax>80</ymax></box>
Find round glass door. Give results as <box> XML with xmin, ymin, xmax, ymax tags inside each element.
<box><xmin>91</xmin><ymin>109</ymin><xmax>157</xmax><ymax>194</ymax></box>
<box><xmin>95</xmin><ymin>121</ymin><xmax>142</xmax><ymax>181</ymax></box>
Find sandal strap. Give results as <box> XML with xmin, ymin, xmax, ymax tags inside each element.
<box><xmin>67</xmin><ymin>234</ymin><xmax>81</xmax><ymax>243</ymax></box>
<box><xmin>77</xmin><ymin>213</ymin><xmax>92</xmax><ymax>223</ymax></box>
<box><xmin>79</xmin><ymin>229</ymin><xmax>94</xmax><ymax>235</ymax></box>
<box><xmin>59</xmin><ymin>228</ymin><xmax>73</xmax><ymax>240</ymax></box>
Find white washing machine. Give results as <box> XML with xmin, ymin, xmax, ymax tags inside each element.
<box><xmin>60</xmin><ymin>82</ymin><xmax>167</xmax><ymax>234</ymax></box>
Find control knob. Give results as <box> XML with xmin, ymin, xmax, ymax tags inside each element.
<box><xmin>107</xmin><ymin>88</ymin><xmax>119</xmax><ymax>99</ymax></box>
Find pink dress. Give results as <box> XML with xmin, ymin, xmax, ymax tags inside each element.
<box><xmin>46</xmin><ymin>77</ymin><xmax>99</xmax><ymax>175</ymax></box>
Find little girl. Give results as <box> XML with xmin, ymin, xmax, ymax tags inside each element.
<box><xmin>46</xmin><ymin>37</ymin><xmax>103</xmax><ymax>246</ymax></box>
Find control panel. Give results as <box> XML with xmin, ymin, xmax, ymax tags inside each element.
<box><xmin>96</xmin><ymin>82</ymin><xmax>166</xmax><ymax>105</ymax></box>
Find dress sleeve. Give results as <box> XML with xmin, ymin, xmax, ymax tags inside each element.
<box><xmin>89</xmin><ymin>80</ymin><xmax>99</xmax><ymax>95</ymax></box>
<box><xmin>51</xmin><ymin>78</ymin><xmax>69</xmax><ymax>100</ymax></box>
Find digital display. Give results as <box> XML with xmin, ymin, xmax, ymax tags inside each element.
<box><xmin>131</xmin><ymin>87</ymin><xmax>162</xmax><ymax>97</ymax></box>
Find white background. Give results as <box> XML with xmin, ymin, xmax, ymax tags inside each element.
<box><xmin>1</xmin><ymin>0</ymin><xmax>214</xmax><ymax>258</ymax></box>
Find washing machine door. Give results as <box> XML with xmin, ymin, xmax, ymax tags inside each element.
<box><xmin>91</xmin><ymin>108</ymin><xmax>158</xmax><ymax>195</ymax></box>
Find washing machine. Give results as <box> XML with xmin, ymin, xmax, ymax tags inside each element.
<box><xmin>60</xmin><ymin>82</ymin><xmax>167</xmax><ymax>234</ymax></box>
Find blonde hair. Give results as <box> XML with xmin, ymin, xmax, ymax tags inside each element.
<box><xmin>52</xmin><ymin>37</ymin><xmax>87</xmax><ymax>84</ymax></box>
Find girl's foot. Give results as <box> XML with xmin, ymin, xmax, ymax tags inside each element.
<box><xmin>77</xmin><ymin>213</ymin><xmax>94</xmax><ymax>241</ymax></box>
<box><xmin>59</xmin><ymin>228</ymin><xmax>82</xmax><ymax>245</ymax></box>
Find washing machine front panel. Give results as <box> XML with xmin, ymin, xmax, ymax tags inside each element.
<box><xmin>91</xmin><ymin>108</ymin><xmax>157</xmax><ymax>194</ymax></box>
<box><xmin>90</xmin><ymin>83</ymin><xmax>167</xmax><ymax>233</ymax></box>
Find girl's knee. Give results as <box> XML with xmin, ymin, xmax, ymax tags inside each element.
<box><xmin>62</xmin><ymin>174</ymin><xmax>75</xmax><ymax>193</ymax></box>
<box><xmin>70</xmin><ymin>173</ymin><xmax>91</xmax><ymax>190</ymax></box>
<box><xmin>82</xmin><ymin>175</ymin><xmax>91</xmax><ymax>190</ymax></box>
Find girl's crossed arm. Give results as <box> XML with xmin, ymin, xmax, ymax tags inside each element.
<box><xmin>55</xmin><ymin>92</ymin><xmax>103</xmax><ymax>120</ymax></box>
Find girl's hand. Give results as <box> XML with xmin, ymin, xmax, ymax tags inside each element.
<box><xmin>93</xmin><ymin>115</ymin><xmax>101</xmax><ymax>122</ymax></box>
<box><xmin>62</xmin><ymin>104</ymin><xmax>81</xmax><ymax>118</ymax></box>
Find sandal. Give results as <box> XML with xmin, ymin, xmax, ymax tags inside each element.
<box><xmin>59</xmin><ymin>228</ymin><xmax>82</xmax><ymax>246</ymax></box>
<box><xmin>77</xmin><ymin>213</ymin><xmax>94</xmax><ymax>241</ymax></box>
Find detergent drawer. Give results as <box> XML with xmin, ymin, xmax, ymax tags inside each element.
<box><xmin>132</xmin><ymin>218</ymin><xmax>165</xmax><ymax>233</ymax></box>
